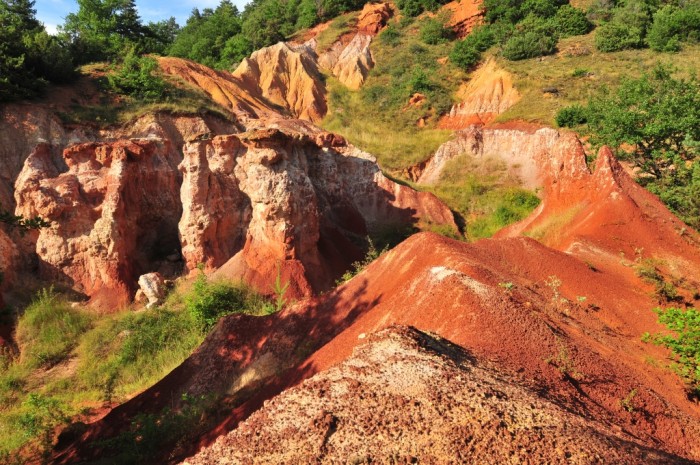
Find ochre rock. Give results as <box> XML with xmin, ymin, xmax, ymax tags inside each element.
<box><xmin>439</xmin><ymin>59</ymin><xmax>520</xmax><ymax>129</ymax></box>
<box><xmin>14</xmin><ymin>140</ymin><xmax>182</xmax><ymax>309</ymax></box>
<box><xmin>319</xmin><ymin>33</ymin><xmax>375</xmax><ymax>90</ymax></box>
<box><xmin>232</xmin><ymin>42</ymin><xmax>327</xmax><ymax>123</ymax></box>
<box><xmin>443</xmin><ymin>0</ymin><xmax>483</xmax><ymax>38</ymax></box>
<box><xmin>179</xmin><ymin>123</ymin><xmax>458</xmax><ymax>297</ymax></box>
<box><xmin>356</xmin><ymin>2</ymin><xmax>394</xmax><ymax>35</ymax></box>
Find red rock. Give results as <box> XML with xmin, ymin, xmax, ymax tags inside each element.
<box><xmin>14</xmin><ymin>140</ymin><xmax>182</xmax><ymax>309</ymax></box>
<box><xmin>356</xmin><ymin>2</ymin><xmax>394</xmax><ymax>35</ymax></box>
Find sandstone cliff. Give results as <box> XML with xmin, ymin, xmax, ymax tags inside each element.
<box><xmin>231</xmin><ymin>42</ymin><xmax>327</xmax><ymax>123</ymax></box>
<box><xmin>12</xmin><ymin>123</ymin><xmax>457</xmax><ymax>305</ymax></box>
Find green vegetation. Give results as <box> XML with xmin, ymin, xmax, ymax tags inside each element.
<box><xmin>185</xmin><ymin>272</ymin><xmax>268</xmax><ymax>329</ymax></box>
<box><xmin>337</xmin><ymin>238</ymin><xmax>385</xmax><ymax>284</ymax></box>
<box><xmin>15</xmin><ymin>289</ymin><xmax>92</xmax><ymax>369</ymax></box>
<box><xmin>0</xmin><ymin>0</ymin><xmax>75</xmax><ymax>101</ymax></box>
<box><xmin>557</xmin><ymin>65</ymin><xmax>700</xmax><ymax>229</ymax></box>
<box><xmin>421</xmin><ymin>154</ymin><xmax>540</xmax><ymax>240</ymax></box>
<box><xmin>419</xmin><ymin>14</ymin><xmax>455</xmax><ymax>45</ymax></box>
<box><xmin>643</xmin><ymin>307</ymin><xmax>700</xmax><ymax>397</ymax></box>
<box><xmin>0</xmin><ymin>278</ymin><xmax>272</xmax><ymax>458</ymax></box>
<box><xmin>396</xmin><ymin>0</ymin><xmax>451</xmax><ymax>17</ymax></box>
<box><xmin>450</xmin><ymin>0</ymin><xmax>591</xmax><ymax>70</ymax></box>
<box><xmin>107</xmin><ymin>50</ymin><xmax>167</xmax><ymax>101</ymax></box>
<box><xmin>592</xmin><ymin>0</ymin><xmax>700</xmax><ymax>53</ymax></box>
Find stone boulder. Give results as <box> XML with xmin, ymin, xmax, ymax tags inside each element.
<box><xmin>137</xmin><ymin>272</ymin><xmax>167</xmax><ymax>309</ymax></box>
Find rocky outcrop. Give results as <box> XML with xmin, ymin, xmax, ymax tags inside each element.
<box><xmin>136</xmin><ymin>272</ymin><xmax>168</xmax><ymax>309</ymax></box>
<box><xmin>318</xmin><ymin>34</ymin><xmax>375</xmax><ymax>90</ymax></box>
<box><xmin>14</xmin><ymin>140</ymin><xmax>183</xmax><ymax>309</ymax></box>
<box><xmin>179</xmin><ymin>124</ymin><xmax>458</xmax><ymax>296</ymax></box>
<box><xmin>417</xmin><ymin>123</ymin><xmax>582</xmax><ymax>186</ymax></box>
<box><xmin>439</xmin><ymin>59</ymin><xmax>520</xmax><ymax>129</ymax></box>
<box><xmin>183</xmin><ymin>326</ymin><xmax>682</xmax><ymax>465</ymax></box>
<box><xmin>443</xmin><ymin>0</ymin><xmax>483</xmax><ymax>38</ymax></box>
<box><xmin>158</xmin><ymin>57</ymin><xmax>284</xmax><ymax>126</ymax></box>
<box><xmin>231</xmin><ymin>42</ymin><xmax>327</xmax><ymax>123</ymax></box>
<box><xmin>356</xmin><ymin>2</ymin><xmax>394</xmax><ymax>35</ymax></box>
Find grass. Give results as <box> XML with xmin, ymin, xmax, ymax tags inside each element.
<box><xmin>315</xmin><ymin>11</ymin><xmax>359</xmax><ymax>52</ymax></box>
<box><xmin>524</xmin><ymin>203</ymin><xmax>585</xmax><ymax>243</ymax></box>
<box><xmin>320</xmin><ymin>16</ymin><xmax>465</xmax><ymax>172</ymax></box>
<box><xmin>496</xmin><ymin>34</ymin><xmax>700</xmax><ymax>125</ymax></box>
<box><xmin>56</xmin><ymin>63</ymin><xmax>235</xmax><ymax>128</ymax></box>
<box><xmin>0</xmin><ymin>279</ymin><xmax>272</xmax><ymax>459</ymax></box>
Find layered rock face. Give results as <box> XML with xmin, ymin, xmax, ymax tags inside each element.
<box><xmin>439</xmin><ymin>59</ymin><xmax>520</xmax><ymax>129</ymax></box>
<box><xmin>13</xmin><ymin>125</ymin><xmax>457</xmax><ymax>304</ymax></box>
<box><xmin>443</xmin><ymin>0</ymin><xmax>484</xmax><ymax>37</ymax></box>
<box><xmin>417</xmin><ymin>123</ymin><xmax>583</xmax><ymax>186</ymax></box>
<box><xmin>15</xmin><ymin>140</ymin><xmax>183</xmax><ymax>308</ymax></box>
<box><xmin>180</xmin><ymin>125</ymin><xmax>457</xmax><ymax>296</ymax></box>
<box><xmin>232</xmin><ymin>42</ymin><xmax>327</xmax><ymax>123</ymax></box>
<box><xmin>316</xmin><ymin>2</ymin><xmax>393</xmax><ymax>90</ymax></box>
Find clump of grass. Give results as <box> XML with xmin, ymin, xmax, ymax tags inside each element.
<box><xmin>14</xmin><ymin>288</ymin><xmax>92</xmax><ymax>369</ymax></box>
<box><xmin>0</xmin><ymin>277</ymin><xmax>272</xmax><ymax>458</ymax></box>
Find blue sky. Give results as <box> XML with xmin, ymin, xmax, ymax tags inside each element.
<box><xmin>34</xmin><ymin>0</ymin><xmax>250</xmax><ymax>34</ymax></box>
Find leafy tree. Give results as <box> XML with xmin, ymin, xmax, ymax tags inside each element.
<box><xmin>143</xmin><ymin>17</ymin><xmax>180</xmax><ymax>55</ymax></box>
<box><xmin>562</xmin><ymin>66</ymin><xmax>700</xmax><ymax>226</ymax></box>
<box><xmin>61</xmin><ymin>0</ymin><xmax>148</xmax><ymax>63</ymax></box>
<box><xmin>168</xmin><ymin>1</ymin><xmax>247</xmax><ymax>69</ymax></box>
<box><xmin>643</xmin><ymin>307</ymin><xmax>700</xmax><ymax>397</ymax></box>
<box><xmin>0</xmin><ymin>0</ymin><xmax>73</xmax><ymax>100</ymax></box>
<box><xmin>552</xmin><ymin>4</ymin><xmax>592</xmax><ymax>37</ymax></box>
<box><xmin>647</xmin><ymin>3</ymin><xmax>700</xmax><ymax>52</ymax></box>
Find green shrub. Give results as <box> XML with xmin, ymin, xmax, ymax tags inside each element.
<box><xmin>16</xmin><ymin>393</ymin><xmax>69</xmax><ymax>458</ymax></box>
<box><xmin>420</xmin><ymin>16</ymin><xmax>455</xmax><ymax>45</ymax></box>
<box><xmin>379</xmin><ymin>23</ymin><xmax>402</xmax><ymax>46</ymax></box>
<box><xmin>552</xmin><ymin>5</ymin><xmax>593</xmax><ymax>37</ymax></box>
<box><xmin>643</xmin><ymin>307</ymin><xmax>700</xmax><ymax>396</ymax></box>
<box><xmin>107</xmin><ymin>48</ymin><xmax>167</xmax><ymax>101</ymax></box>
<box><xmin>555</xmin><ymin>104</ymin><xmax>589</xmax><ymax>127</ymax></box>
<box><xmin>396</xmin><ymin>0</ymin><xmax>448</xmax><ymax>17</ymax></box>
<box><xmin>15</xmin><ymin>289</ymin><xmax>92</xmax><ymax>369</ymax></box>
<box><xmin>449</xmin><ymin>25</ymin><xmax>495</xmax><ymax>70</ymax></box>
<box><xmin>595</xmin><ymin>20</ymin><xmax>646</xmax><ymax>51</ymax></box>
<box><xmin>502</xmin><ymin>29</ymin><xmax>557</xmax><ymax>60</ymax></box>
<box><xmin>647</xmin><ymin>4</ymin><xmax>700</xmax><ymax>52</ymax></box>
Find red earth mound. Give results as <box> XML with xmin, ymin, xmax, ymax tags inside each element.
<box><xmin>54</xmin><ymin>227</ymin><xmax>700</xmax><ymax>463</ymax></box>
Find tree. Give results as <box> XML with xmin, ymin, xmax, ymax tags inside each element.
<box><xmin>61</xmin><ymin>0</ymin><xmax>147</xmax><ymax>63</ymax></box>
<box><xmin>0</xmin><ymin>0</ymin><xmax>74</xmax><ymax>101</ymax></box>
<box><xmin>571</xmin><ymin>65</ymin><xmax>700</xmax><ymax>226</ymax></box>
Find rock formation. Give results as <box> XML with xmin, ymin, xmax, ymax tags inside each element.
<box><xmin>137</xmin><ymin>272</ymin><xmax>168</xmax><ymax>309</ymax></box>
<box><xmin>231</xmin><ymin>42</ymin><xmax>327</xmax><ymax>123</ymax></box>
<box><xmin>14</xmin><ymin>140</ymin><xmax>183</xmax><ymax>309</ymax></box>
<box><xmin>356</xmin><ymin>2</ymin><xmax>393</xmax><ymax>35</ymax></box>
<box><xmin>439</xmin><ymin>59</ymin><xmax>520</xmax><ymax>129</ymax></box>
<box><xmin>443</xmin><ymin>0</ymin><xmax>484</xmax><ymax>38</ymax></box>
<box><xmin>179</xmin><ymin>123</ymin><xmax>458</xmax><ymax>296</ymax></box>
<box><xmin>417</xmin><ymin>123</ymin><xmax>581</xmax><ymax>186</ymax></box>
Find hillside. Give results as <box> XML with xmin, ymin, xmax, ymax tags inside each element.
<box><xmin>1</xmin><ymin>0</ymin><xmax>700</xmax><ymax>463</ymax></box>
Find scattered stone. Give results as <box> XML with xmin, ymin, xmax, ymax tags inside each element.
<box><xmin>137</xmin><ymin>272</ymin><xmax>167</xmax><ymax>309</ymax></box>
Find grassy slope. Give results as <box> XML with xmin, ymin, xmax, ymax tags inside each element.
<box><xmin>0</xmin><ymin>279</ymin><xmax>271</xmax><ymax>459</ymax></box>
<box><xmin>497</xmin><ymin>33</ymin><xmax>700</xmax><ymax>125</ymax></box>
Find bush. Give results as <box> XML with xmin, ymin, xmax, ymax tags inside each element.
<box><xmin>15</xmin><ymin>289</ymin><xmax>92</xmax><ymax>369</ymax></box>
<box><xmin>107</xmin><ymin>49</ymin><xmax>167</xmax><ymax>101</ymax></box>
<box><xmin>647</xmin><ymin>4</ymin><xmax>700</xmax><ymax>52</ymax></box>
<box><xmin>396</xmin><ymin>0</ymin><xmax>447</xmax><ymax>17</ymax></box>
<box><xmin>555</xmin><ymin>105</ymin><xmax>588</xmax><ymax>127</ymax></box>
<box><xmin>420</xmin><ymin>16</ymin><xmax>455</xmax><ymax>45</ymax></box>
<box><xmin>552</xmin><ymin>5</ymin><xmax>593</xmax><ymax>37</ymax></box>
<box><xmin>449</xmin><ymin>25</ymin><xmax>495</xmax><ymax>70</ymax></box>
<box><xmin>380</xmin><ymin>23</ymin><xmax>402</xmax><ymax>46</ymax></box>
<box><xmin>643</xmin><ymin>307</ymin><xmax>700</xmax><ymax>396</ymax></box>
<box><xmin>502</xmin><ymin>29</ymin><xmax>557</xmax><ymax>60</ymax></box>
<box><xmin>595</xmin><ymin>20</ymin><xmax>646</xmax><ymax>51</ymax></box>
